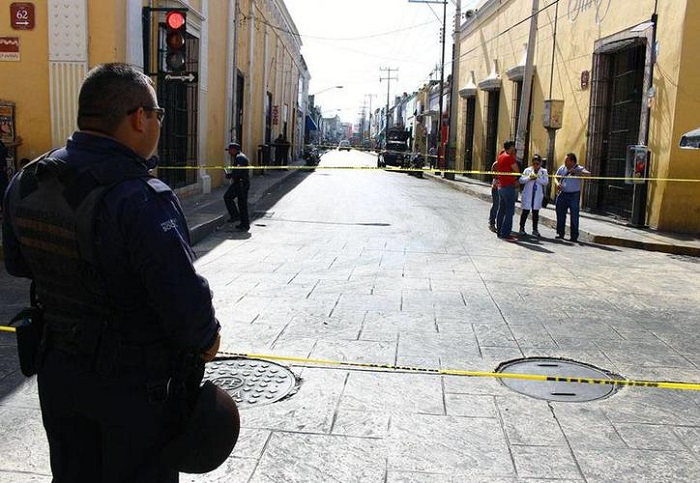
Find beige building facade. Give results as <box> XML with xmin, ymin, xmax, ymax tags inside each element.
<box><xmin>454</xmin><ymin>0</ymin><xmax>700</xmax><ymax>233</ymax></box>
<box><xmin>0</xmin><ymin>0</ymin><xmax>308</xmax><ymax>197</ymax></box>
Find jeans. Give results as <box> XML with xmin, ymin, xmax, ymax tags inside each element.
<box><xmin>519</xmin><ymin>209</ymin><xmax>539</xmax><ymax>232</ymax></box>
<box><xmin>496</xmin><ymin>185</ymin><xmax>516</xmax><ymax>237</ymax></box>
<box><xmin>489</xmin><ymin>186</ymin><xmax>498</xmax><ymax>226</ymax></box>
<box><xmin>556</xmin><ymin>191</ymin><xmax>581</xmax><ymax>240</ymax></box>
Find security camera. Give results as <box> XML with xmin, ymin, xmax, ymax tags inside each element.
<box><xmin>464</xmin><ymin>9</ymin><xmax>476</xmax><ymax>19</ymax></box>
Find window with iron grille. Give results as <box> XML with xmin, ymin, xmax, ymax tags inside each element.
<box><xmin>585</xmin><ymin>43</ymin><xmax>645</xmax><ymax>219</ymax></box>
<box><xmin>463</xmin><ymin>97</ymin><xmax>476</xmax><ymax>176</ymax></box>
<box><xmin>156</xmin><ymin>27</ymin><xmax>199</xmax><ymax>189</ymax></box>
<box><xmin>484</xmin><ymin>90</ymin><xmax>500</xmax><ymax>182</ymax></box>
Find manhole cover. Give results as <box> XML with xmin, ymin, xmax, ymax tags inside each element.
<box><xmin>204</xmin><ymin>357</ymin><xmax>298</xmax><ymax>408</ymax></box>
<box><xmin>496</xmin><ymin>357</ymin><xmax>622</xmax><ymax>402</ymax></box>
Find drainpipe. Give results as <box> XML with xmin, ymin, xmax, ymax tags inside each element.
<box><xmin>515</xmin><ymin>0</ymin><xmax>539</xmax><ymax>164</ymax></box>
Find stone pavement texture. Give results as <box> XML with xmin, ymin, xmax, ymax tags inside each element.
<box><xmin>180</xmin><ymin>165</ymin><xmax>700</xmax><ymax>257</ymax></box>
<box><xmin>0</xmin><ymin>155</ymin><xmax>699</xmax><ymax>482</ymax></box>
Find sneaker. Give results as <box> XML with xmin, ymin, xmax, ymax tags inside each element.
<box><xmin>532</xmin><ymin>230</ymin><xmax>541</xmax><ymax>237</ymax></box>
<box><xmin>518</xmin><ymin>229</ymin><xmax>527</xmax><ymax>236</ymax></box>
<box><xmin>503</xmin><ymin>235</ymin><xmax>519</xmax><ymax>242</ymax></box>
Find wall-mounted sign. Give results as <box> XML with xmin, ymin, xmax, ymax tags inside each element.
<box><xmin>0</xmin><ymin>37</ymin><xmax>20</xmax><ymax>61</ymax></box>
<box><xmin>581</xmin><ymin>70</ymin><xmax>590</xmax><ymax>90</ymax></box>
<box><xmin>271</xmin><ymin>105</ymin><xmax>279</xmax><ymax>125</ymax></box>
<box><xmin>11</xmin><ymin>3</ymin><xmax>35</xmax><ymax>30</ymax></box>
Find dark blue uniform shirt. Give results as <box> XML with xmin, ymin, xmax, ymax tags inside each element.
<box><xmin>2</xmin><ymin>132</ymin><xmax>220</xmax><ymax>352</ymax></box>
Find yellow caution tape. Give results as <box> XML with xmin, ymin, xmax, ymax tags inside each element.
<box><xmin>215</xmin><ymin>351</ymin><xmax>700</xmax><ymax>392</ymax></box>
<box><xmin>0</xmin><ymin>326</ymin><xmax>696</xmax><ymax>391</ymax></box>
<box><xmin>154</xmin><ymin>164</ymin><xmax>700</xmax><ymax>183</ymax></box>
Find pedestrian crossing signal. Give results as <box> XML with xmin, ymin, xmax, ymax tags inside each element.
<box><xmin>164</xmin><ymin>11</ymin><xmax>186</xmax><ymax>73</ymax></box>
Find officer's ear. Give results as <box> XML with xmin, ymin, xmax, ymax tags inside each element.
<box><xmin>127</xmin><ymin>107</ymin><xmax>148</xmax><ymax>133</ymax></box>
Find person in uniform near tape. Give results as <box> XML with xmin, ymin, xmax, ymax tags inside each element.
<box><xmin>554</xmin><ymin>152</ymin><xmax>590</xmax><ymax>242</ymax></box>
<box><xmin>2</xmin><ymin>63</ymin><xmax>229</xmax><ymax>482</ymax></box>
<box><xmin>223</xmin><ymin>141</ymin><xmax>250</xmax><ymax>231</ymax></box>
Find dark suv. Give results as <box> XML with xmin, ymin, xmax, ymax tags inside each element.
<box><xmin>378</xmin><ymin>141</ymin><xmax>408</xmax><ymax>167</ymax></box>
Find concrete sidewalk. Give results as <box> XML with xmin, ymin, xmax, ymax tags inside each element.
<box><xmin>424</xmin><ymin>171</ymin><xmax>700</xmax><ymax>257</ymax></box>
<box><xmin>181</xmin><ymin>158</ymin><xmax>310</xmax><ymax>245</ymax></box>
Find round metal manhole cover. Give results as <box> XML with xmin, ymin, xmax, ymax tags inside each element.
<box><xmin>496</xmin><ymin>357</ymin><xmax>623</xmax><ymax>402</ymax></box>
<box><xmin>204</xmin><ymin>357</ymin><xmax>298</xmax><ymax>408</ymax></box>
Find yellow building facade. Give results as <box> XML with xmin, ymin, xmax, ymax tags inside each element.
<box><xmin>0</xmin><ymin>0</ymin><xmax>308</xmax><ymax>197</ymax></box>
<box><xmin>454</xmin><ymin>0</ymin><xmax>700</xmax><ymax>233</ymax></box>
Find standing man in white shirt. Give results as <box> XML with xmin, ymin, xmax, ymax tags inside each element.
<box><xmin>554</xmin><ymin>152</ymin><xmax>590</xmax><ymax>242</ymax></box>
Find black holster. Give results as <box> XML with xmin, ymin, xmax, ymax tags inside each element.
<box><xmin>11</xmin><ymin>307</ymin><xmax>46</xmax><ymax>377</ymax></box>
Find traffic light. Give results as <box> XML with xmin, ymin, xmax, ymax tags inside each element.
<box><xmin>164</xmin><ymin>10</ymin><xmax>186</xmax><ymax>73</ymax></box>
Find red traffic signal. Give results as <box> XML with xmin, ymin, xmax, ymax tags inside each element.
<box><xmin>165</xmin><ymin>11</ymin><xmax>185</xmax><ymax>30</ymax></box>
<box><xmin>164</xmin><ymin>10</ymin><xmax>187</xmax><ymax>73</ymax></box>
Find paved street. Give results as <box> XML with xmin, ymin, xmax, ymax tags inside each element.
<box><xmin>1</xmin><ymin>149</ymin><xmax>699</xmax><ymax>482</ymax></box>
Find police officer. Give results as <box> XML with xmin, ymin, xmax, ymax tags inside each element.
<box><xmin>2</xmin><ymin>63</ymin><xmax>221</xmax><ymax>482</ymax></box>
<box><xmin>223</xmin><ymin>141</ymin><xmax>250</xmax><ymax>231</ymax></box>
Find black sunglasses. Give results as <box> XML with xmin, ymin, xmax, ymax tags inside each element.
<box><xmin>127</xmin><ymin>106</ymin><xmax>165</xmax><ymax>122</ymax></box>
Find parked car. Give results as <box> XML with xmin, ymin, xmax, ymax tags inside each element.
<box><xmin>338</xmin><ymin>140</ymin><xmax>351</xmax><ymax>151</ymax></box>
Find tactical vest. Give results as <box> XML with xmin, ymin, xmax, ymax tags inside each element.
<box><xmin>7</xmin><ymin>155</ymin><xmax>152</xmax><ymax>357</ymax></box>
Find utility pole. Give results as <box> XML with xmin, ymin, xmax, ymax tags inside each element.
<box><xmin>445</xmin><ymin>0</ymin><xmax>461</xmax><ymax>180</ymax></box>
<box><xmin>379</xmin><ymin>67</ymin><xmax>398</xmax><ymax>143</ymax></box>
<box><xmin>437</xmin><ymin>0</ymin><xmax>446</xmax><ymax>172</ymax></box>
<box><xmin>515</xmin><ymin>0</ymin><xmax>539</xmax><ymax>164</ymax></box>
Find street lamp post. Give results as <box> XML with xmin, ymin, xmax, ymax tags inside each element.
<box><xmin>310</xmin><ymin>85</ymin><xmax>343</xmax><ymax>97</ymax></box>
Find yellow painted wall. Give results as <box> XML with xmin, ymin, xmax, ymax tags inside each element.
<box><xmin>456</xmin><ymin>0</ymin><xmax>696</xmax><ymax>232</ymax></box>
<box><xmin>205</xmin><ymin>0</ymin><xmax>230</xmax><ymax>187</ymax></box>
<box><xmin>0</xmin><ymin>1</ymin><xmax>51</xmax><ymax>161</ymax></box>
<box><xmin>659</xmin><ymin>0</ymin><xmax>700</xmax><ymax>232</ymax></box>
<box><xmin>88</xmin><ymin>0</ymin><xmax>124</xmax><ymax>63</ymax></box>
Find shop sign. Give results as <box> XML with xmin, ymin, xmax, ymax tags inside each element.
<box><xmin>11</xmin><ymin>3</ymin><xmax>35</xmax><ymax>30</ymax></box>
<box><xmin>272</xmin><ymin>105</ymin><xmax>279</xmax><ymax>125</ymax></box>
<box><xmin>568</xmin><ymin>0</ymin><xmax>612</xmax><ymax>24</ymax></box>
<box><xmin>0</xmin><ymin>37</ymin><xmax>20</xmax><ymax>61</ymax></box>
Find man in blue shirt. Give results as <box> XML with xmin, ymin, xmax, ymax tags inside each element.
<box><xmin>2</xmin><ymin>63</ymin><xmax>221</xmax><ymax>482</ymax></box>
<box><xmin>554</xmin><ymin>152</ymin><xmax>591</xmax><ymax>242</ymax></box>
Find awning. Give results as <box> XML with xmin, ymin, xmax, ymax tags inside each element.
<box><xmin>305</xmin><ymin>115</ymin><xmax>318</xmax><ymax>131</ymax></box>
<box><xmin>679</xmin><ymin>127</ymin><xmax>700</xmax><ymax>149</ymax></box>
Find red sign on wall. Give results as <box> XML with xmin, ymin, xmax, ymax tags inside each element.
<box><xmin>11</xmin><ymin>3</ymin><xmax>35</xmax><ymax>30</ymax></box>
<box><xmin>0</xmin><ymin>37</ymin><xmax>20</xmax><ymax>61</ymax></box>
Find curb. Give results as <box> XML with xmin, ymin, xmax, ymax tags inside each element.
<box><xmin>423</xmin><ymin>172</ymin><xmax>700</xmax><ymax>256</ymax></box>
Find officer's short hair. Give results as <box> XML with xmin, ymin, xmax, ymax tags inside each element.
<box><xmin>77</xmin><ymin>63</ymin><xmax>154</xmax><ymax>134</ymax></box>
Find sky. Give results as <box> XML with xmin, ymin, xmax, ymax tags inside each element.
<box><xmin>284</xmin><ymin>0</ymin><xmax>478</xmax><ymax>125</ymax></box>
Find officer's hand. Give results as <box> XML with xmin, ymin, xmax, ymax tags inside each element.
<box><xmin>201</xmin><ymin>332</ymin><xmax>221</xmax><ymax>362</ymax></box>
